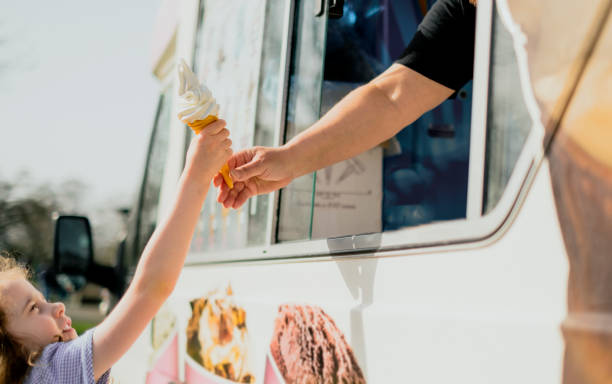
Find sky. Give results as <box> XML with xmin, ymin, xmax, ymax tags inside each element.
<box><xmin>0</xmin><ymin>0</ymin><xmax>163</xmax><ymax>209</ymax></box>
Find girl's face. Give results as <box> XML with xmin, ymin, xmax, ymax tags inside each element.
<box><xmin>1</xmin><ymin>278</ymin><xmax>77</xmax><ymax>352</ymax></box>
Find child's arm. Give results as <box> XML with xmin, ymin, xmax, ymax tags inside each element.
<box><xmin>90</xmin><ymin>120</ymin><xmax>231</xmax><ymax>380</ymax></box>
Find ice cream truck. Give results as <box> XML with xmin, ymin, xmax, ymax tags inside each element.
<box><xmin>52</xmin><ymin>0</ymin><xmax>612</xmax><ymax>382</ymax></box>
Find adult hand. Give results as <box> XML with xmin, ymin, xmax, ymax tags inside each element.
<box><xmin>213</xmin><ymin>146</ymin><xmax>294</xmax><ymax>209</ymax></box>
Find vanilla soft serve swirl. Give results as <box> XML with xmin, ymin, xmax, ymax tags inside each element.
<box><xmin>177</xmin><ymin>58</ymin><xmax>219</xmax><ymax>123</ymax></box>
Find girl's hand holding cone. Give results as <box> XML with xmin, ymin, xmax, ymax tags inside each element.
<box><xmin>186</xmin><ymin>116</ymin><xmax>234</xmax><ymax>189</ymax></box>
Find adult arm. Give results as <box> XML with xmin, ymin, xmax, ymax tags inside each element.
<box><xmin>216</xmin><ymin>64</ymin><xmax>453</xmax><ymax>208</ymax></box>
<box><xmin>286</xmin><ymin>63</ymin><xmax>453</xmax><ymax>176</ymax></box>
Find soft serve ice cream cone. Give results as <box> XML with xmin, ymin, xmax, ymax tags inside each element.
<box><xmin>177</xmin><ymin>58</ymin><xmax>233</xmax><ymax>188</ymax></box>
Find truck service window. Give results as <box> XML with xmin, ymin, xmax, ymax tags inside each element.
<box><xmin>187</xmin><ymin>0</ymin><xmax>540</xmax><ymax>260</ymax></box>
<box><xmin>274</xmin><ymin>0</ymin><xmax>541</xmax><ymax>247</ymax></box>
<box><xmin>278</xmin><ymin>0</ymin><xmax>473</xmax><ymax>241</ymax></box>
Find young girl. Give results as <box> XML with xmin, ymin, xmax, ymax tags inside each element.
<box><xmin>0</xmin><ymin>119</ymin><xmax>232</xmax><ymax>383</ymax></box>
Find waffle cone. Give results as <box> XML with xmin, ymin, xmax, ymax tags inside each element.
<box><xmin>186</xmin><ymin>115</ymin><xmax>218</xmax><ymax>134</ymax></box>
<box><xmin>186</xmin><ymin>115</ymin><xmax>233</xmax><ymax>189</ymax></box>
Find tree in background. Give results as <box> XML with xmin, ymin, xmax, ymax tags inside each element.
<box><xmin>0</xmin><ymin>173</ymin><xmax>91</xmax><ymax>267</ymax></box>
<box><xmin>0</xmin><ymin>173</ymin><xmax>128</xmax><ymax>271</ymax></box>
<box><xmin>0</xmin><ymin>178</ymin><xmax>57</xmax><ymax>267</ymax></box>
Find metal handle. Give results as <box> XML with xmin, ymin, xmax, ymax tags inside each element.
<box><xmin>315</xmin><ymin>0</ymin><xmax>344</xmax><ymax>18</ymax></box>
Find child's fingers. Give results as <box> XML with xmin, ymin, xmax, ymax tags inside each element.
<box><xmin>200</xmin><ymin>119</ymin><xmax>226</xmax><ymax>135</ymax></box>
<box><xmin>216</xmin><ymin>128</ymin><xmax>230</xmax><ymax>139</ymax></box>
<box><xmin>199</xmin><ymin>128</ymin><xmax>229</xmax><ymax>145</ymax></box>
<box><xmin>208</xmin><ymin>130</ymin><xmax>230</xmax><ymax>150</ymax></box>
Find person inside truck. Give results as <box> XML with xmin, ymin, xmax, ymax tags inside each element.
<box><xmin>0</xmin><ymin>120</ymin><xmax>231</xmax><ymax>383</ymax></box>
<box><xmin>215</xmin><ymin>0</ymin><xmax>477</xmax><ymax>209</ymax></box>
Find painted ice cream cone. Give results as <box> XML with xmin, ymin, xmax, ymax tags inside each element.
<box><xmin>177</xmin><ymin>58</ymin><xmax>233</xmax><ymax>188</ymax></box>
<box><xmin>186</xmin><ymin>285</ymin><xmax>255</xmax><ymax>383</ymax></box>
<box><xmin>269</xmin><ymin>304</ymin><xmax>366</xmax><ymax>384</ymax></box>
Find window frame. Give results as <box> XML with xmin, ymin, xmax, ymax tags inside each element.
<box><xmin>184</xmin><ymin>0</ymin><xmax>547</xmax><ymax>265</ymax></box>
<box><xmin>262</xmin><ymin>0</ymin><xmax>297</xmax><ymax>246</ymax></box>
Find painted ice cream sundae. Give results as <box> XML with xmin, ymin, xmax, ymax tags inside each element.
<box><xmin>186</xmin><ymin>285</ymin><xmax>254</xmax><ymax>383</ymax></box>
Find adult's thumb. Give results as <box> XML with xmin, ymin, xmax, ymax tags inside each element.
<box><xmin>231</xmin><ymin>160</ymin><xmax>265</xmax><ymax>182</ymax></box>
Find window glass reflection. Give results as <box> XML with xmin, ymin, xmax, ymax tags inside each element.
<box><xmin>313</xmin><ymin>0</ymin><xmax>472</xmax><ymax>237</ymax></box>
<box><xmin>248</xmin><ymin>0</ymin><xmax>288</xmax><ymax>246</ymax></box>
<box><xmin>483</xmin><ymin>4</ymin><xmax>531</xmax><ymax>213</ymax></box>
<box><xmin>277</xmin><ymin>0</ymin><xmax>327</xmax><ymax>242</ymax></box>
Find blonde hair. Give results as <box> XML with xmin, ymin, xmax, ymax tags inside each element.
<box><xmin>0</xmin><ymin>252</ymin><xmax>39</xmax><ymax>384</ymax></box>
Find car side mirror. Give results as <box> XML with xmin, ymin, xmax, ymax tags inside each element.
<box><xmin>53</xmin><ymin>215</ymin><xmax>126</xmax><ymax>297</ymax></box>
<box><xmin>53</xmin><ymin>215</ymin><xmax>93</xmax><ymax>276</ymax></box>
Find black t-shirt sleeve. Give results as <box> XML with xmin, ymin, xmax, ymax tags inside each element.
<box><xmin>396</xmin><ymin>0</ymin><xmax>476</xmax><ymax>92</ymax></box>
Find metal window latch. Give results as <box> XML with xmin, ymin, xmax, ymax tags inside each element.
<box><xmin>315</xmin><ymin>0</ymin><xmax>344</xmax><ymax>18</ymax></box>
<box><xmin>314</xmin><ymin>0</ymin><xmax>325</xmax><ymax>16</ymax></box>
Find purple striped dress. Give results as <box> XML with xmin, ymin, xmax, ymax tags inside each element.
<box><xmin>24</xmin><ymin>328</ymin><xmax>111</xmax><ymax>384</ymax></box>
